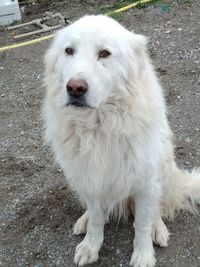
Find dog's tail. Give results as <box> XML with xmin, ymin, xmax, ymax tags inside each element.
<box><xmin>162</xmin><ymin>160</ymin><xmax>200</xmax><ymax>219</ymax></box>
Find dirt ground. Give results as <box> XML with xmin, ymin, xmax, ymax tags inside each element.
<box><xmin>0</xmin><ymin>1</ymin><xmax>200</xmax><ymax>266</ymax></box>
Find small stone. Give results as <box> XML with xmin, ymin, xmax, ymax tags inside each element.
<box><xmin>185</xmin><ymin>137</ymin><xmax>191</xmax><ymax>143</ymax></box>
<box><xmin>116</xmin><ymin>248</ymin><xmax>121</xmax><ymax>255</ymax></box>
<box><xmin>184</xmin><ymin>161</ymin><xmax>190</xmax><ymax>166</ymax></box>
<box><xmin>59</xmin><ymin>186</ymin><xmax>66</xmax><ymax>190</ymax></box>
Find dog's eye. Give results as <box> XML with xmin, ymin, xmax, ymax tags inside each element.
<box><xmin>65</xmin><ymin>47</ymin><xmax>74</xmax><ymax>56</ymax></box>
<box><xmin>98</xmin><ymin>50</ymin><xmax>111</xmax><ymax>59</ymax></box>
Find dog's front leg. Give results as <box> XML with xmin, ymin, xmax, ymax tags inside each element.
<box><xmin>74</xmin><ymin>198</ymin><xmax>105</xmax><ymax>266</ymax></box>
<box><xmin>130</xmin><ymin>186</ymin><xmax>158</xmax><ymax>267</ymax></box>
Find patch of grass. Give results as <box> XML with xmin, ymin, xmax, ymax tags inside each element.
<box><xmin>10</xmin><ymin>20</ymin><xmax>21</xmax><ymax>26</ymax></box>
<box><xmin>136</xmin><ymin>0</ymin><xmax>158</xmax><ymax>8</ymax></box>
<box><xmin>97</xmin><ymin>0</ymin><xmax>170</xmax><ymax>16</ymax></box>
<box><xmin>0</xmin><ymin>54</ymin><xmax>6</xmax><ymax>62</ymax></box>
<box><xmin>97</xmin><ymin>0</ymin><xmax>138</xmax><ymax>15</ymax></box>
<box><xmin>176</xmin><ymin>0</ymin><xmax>192</xmax><ymax>4</ymax></box>
<box><xmin>160</xmin><ymin>2</ymin><xmax>171</xmax><ymax>12</ymax></box>
<box><xmin>9</xmin><ymin>20</ymin><xmax>21</xmax><ymax>26</ymax></box>
<box><xmin>109</xmin><ymin>12</ymin><xmax>123</xmax><ymax>21</ymax></box>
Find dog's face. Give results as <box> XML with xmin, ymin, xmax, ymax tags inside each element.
<box><xmin>45</xmin><ymin>15</ymin><xmax>147</xmax><ymax>109</ymax></box>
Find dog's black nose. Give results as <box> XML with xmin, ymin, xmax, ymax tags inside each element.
<box><xmin>67</xmin><ymin>79</ymin><xmax>88</xmax><ymax>98</ymax></box>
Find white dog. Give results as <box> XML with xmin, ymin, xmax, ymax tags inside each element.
<box><xmin>43</xmin><ymin>15</ymin><xmax>200</xmax><ymax>267</ymax></box>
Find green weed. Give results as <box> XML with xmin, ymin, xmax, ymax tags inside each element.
<box><xmin>0</xmin><ymin>54</ymin><xmax>6</xmax><ymax>62</ymax></box>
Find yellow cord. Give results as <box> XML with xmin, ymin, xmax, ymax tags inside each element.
<box><xmin>0</xmin><ymin>0</ymin><xmax>153</xmax><ymax>53</ymax></box>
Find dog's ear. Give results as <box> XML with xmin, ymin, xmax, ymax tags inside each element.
<box><xmin>43</xmin><ymin>36</ymin><xmax>61</xmax><ymax>96</ymax></box>
<box><xmin>128</xmin><ymin>31</ymin><xmax>148</xmax><ymax>57</ymax></box>
<box><xmin>43</xmin><ymin>37</ymin><xmax>62</xmax><ymax>102</ymax></box>
<box><xmin>44</xmin><ymin>43</ymin><xmax>58</xmax><ymax>79</ymax></box>
<box><xmin>127</xmin><ymin>32</ymin><xmax>149</xmax><ymax>77</ymax></box>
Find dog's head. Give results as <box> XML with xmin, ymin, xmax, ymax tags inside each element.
<box><xmin>45</xmin><ymin>15</ymin><xmax>147</xmax><ymax>109</ymax></box>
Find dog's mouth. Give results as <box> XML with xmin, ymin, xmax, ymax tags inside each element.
<box><xmin>69</xmin><ymin>101</ymin><xmax>85</xmax><ymax>107</ymax></box>
<box><xmin>67</xmin><ymin>97</ymin><xmax>91</xmax><ymax>108</ymax></box>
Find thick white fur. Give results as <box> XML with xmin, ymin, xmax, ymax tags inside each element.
<box><xmin>43</xmin><ymin>15</ymin><xmax>200</xmax><ymax>267</ymax></box>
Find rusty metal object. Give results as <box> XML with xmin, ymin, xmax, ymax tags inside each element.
<box><xmin>8</xmin><ymin>12</ymin><xmax>71</xmax><ymax>39</ymax></box>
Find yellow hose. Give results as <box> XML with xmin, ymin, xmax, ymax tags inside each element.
<box><xmin>106</xmin><ymin>0</ymin><xmax>154</xmax><ymax>15</ymax></box>
<box><xmin>0</xmin><ymin>0</ymin><xmax>153</xmax><ymax>52</ymax></box>
<box><xmin>0</xmin><ymin>34</ymin><xmax>54</xmax><ymax>52</ymax></box>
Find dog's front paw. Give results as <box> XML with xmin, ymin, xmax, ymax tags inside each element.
<box><xmin>152</xmin><ymin>219</ymin><xmax>169</xmax><ymax>247</ymax></box>
<box><xmin>130</xmin><ymin>249</ymin><xmax>156</xmax><ymax>267</ymax></box>
<box><xmin>73</xmin><ymin>212</ymin><xmax>89</xmax><ymax>235</ymax></box>
<box><xmin>74</xmin><ymin>238</ymin><xmax>99</xmax><ymax>266</ymax></box>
